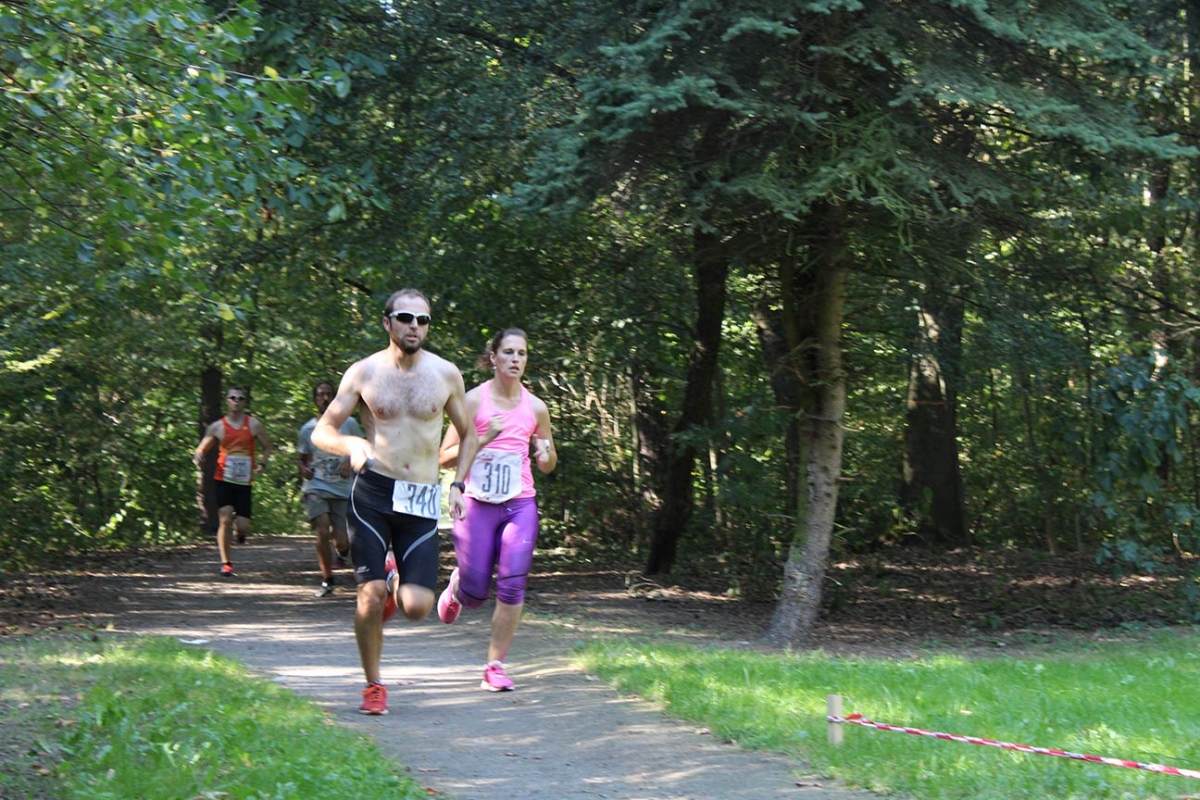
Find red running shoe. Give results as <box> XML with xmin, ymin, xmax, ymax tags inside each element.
<box><xmin>382</xmin><ymin>553</ymin><xmax>398</xmax><ymax>623</ymax></box>
<box><xmin>359</xmin><ymin>683</ymin><xmax>388</xmax><ymax>715</ymax></box>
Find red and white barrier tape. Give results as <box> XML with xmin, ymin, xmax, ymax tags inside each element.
<box><xmin>828</xmin><ymin>713</ymin><xmax>1200</xmax><ymax>780</ymax></box>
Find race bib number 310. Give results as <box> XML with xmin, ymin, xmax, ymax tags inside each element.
<box><xmin>391</xmin><ymin>480</ymin><xmax>442</xmax><ymax>520</ymax></box>
<box><xmin>467</xmin><ymin>449</ymin><xmax>522</xmax><ymax>503</ymax></box>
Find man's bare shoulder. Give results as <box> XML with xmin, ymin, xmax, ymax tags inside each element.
<box><xmin>420</xmin><ymin>350</ymin><xmax>466</xmax><ymax>384</ymax></box>
<box><xmin>420</xmin><ymin>349</ymin><xmax>456</xmax><ymax>370</ymax></box>
<box><xmin>342</xmin><ymin>349</ymin><xmax>392</xmax><ymax>384</ymax></box>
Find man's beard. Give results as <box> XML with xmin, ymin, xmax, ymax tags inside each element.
<box><xmin>400</xmin><ymin>339</ymin><xmax>423</xmax><ymax>355</ymax></box>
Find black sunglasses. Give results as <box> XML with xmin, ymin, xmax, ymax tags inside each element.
<box><xmin>227</xmin><ymin>394</ymin><xmax>246</xmax><ymax>401</ymax></box>
<box><xmin>387</xmin><ymin>310</ymin><xmax>431</xmax><ymax>325</ymax></box>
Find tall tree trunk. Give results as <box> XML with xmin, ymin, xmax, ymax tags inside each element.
<box><xmin>632</xmin><ymin>357</ymin><xmax>667</xmax><ymax>545</ymax></box>
<box><xmin>763</xmin><ymin>203</ymin><xmax>849</xmax><ymax>646</ymax></box>
<box><xmin>645</xmin><ymin>229</ymin><xmax>729</xmax><ymax>575</ymax></box>
<box><xmin>901</xmin><ymin>281</ymin><xmax>970</xmax><ymax>547</ymax></box>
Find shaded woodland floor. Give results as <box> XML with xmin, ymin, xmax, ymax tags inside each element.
<box><xmin>3</xmin><ymin>542</ymin><xmax>1191</xmax><ymax>652</ymax></box>
<box><xmin>528</xmin><ymin>546</ymin><xmax>1196</xmax><ymax>654</ymax></box>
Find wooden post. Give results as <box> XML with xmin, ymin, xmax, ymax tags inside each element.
<box><xmin>827</xmin><ymin>694</ymin><xmax>844</xmax><ymax>746</ymax></box>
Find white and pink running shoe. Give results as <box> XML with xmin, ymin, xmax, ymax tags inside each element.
<box><xmin>437</xmin><ymin>567</ymin><xmax>462</xmax><ymax>624</ymax></box>
<box><xmin>481</xmin><ymin>660</ymin><xmax>514</xmax><ymax>692</ymax></box>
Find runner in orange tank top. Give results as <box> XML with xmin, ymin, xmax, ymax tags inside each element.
<box><xmin>193</xmin><ymin>387</ymin><xmax>274</xmax><ymax>576</ymax></box>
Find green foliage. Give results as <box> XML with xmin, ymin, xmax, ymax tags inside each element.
<box><xmin>509</xmin><ymin>0</ymin><xmax>1193</xmax><ymax>578</ymax></box>
<box><xmin>1092</xmin><ymin>357</ymin><xmax>1200</xmax><ymax>495</ymax></box>
<box><xmin>7</xmin><ymin>0</ymin><xmax>1200</xmax><ymax>612</ymax></box>
<box><xmin>1089</xmin><ymin>357</ymin><xmax>1200</xmax><ymax>579</ymax></box>
<box><xmin>950</xmin><ymin>284</ymin><xmax>1095</xmax><ymax>549</ymax></box>
<box><xmin>0</xmin><ymin>0</ymin><xmax>393</xmax><ymax>563</ymax></box>
<box><xmin>0</xmin><ymin>0</ymin><xmax>355</xmax><ymax>255</ymax></box>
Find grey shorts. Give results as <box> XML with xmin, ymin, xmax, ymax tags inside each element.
<box><xmin>303</xmin><ymin>490</ymin><xmax>349</xmax><ymax>531</ymax></box>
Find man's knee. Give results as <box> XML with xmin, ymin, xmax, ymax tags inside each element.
<box><xmin>399</xmin><ymin>585</ymin><xmax>434</xmax><ymax>621</ymax></box>
<box><xmin>356</xmin><ymin>580</ymin><xmax>388</xmax><ymax>616</ymax></box>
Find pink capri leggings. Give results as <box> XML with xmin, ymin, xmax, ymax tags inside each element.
<box><xmin>452</xmin><ymin>496</ymin><xmax>539</xmax><ymax>607</ymax></box>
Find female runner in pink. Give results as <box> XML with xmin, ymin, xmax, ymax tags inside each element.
<box><xmin>437</xmin><ymin>328</ymin><xmax>557</xmax><ymax>691</ymax></box>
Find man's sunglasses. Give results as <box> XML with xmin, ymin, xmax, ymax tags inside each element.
<box><xmin>227</xmin><ymin>395</ymin><xmax>246</xmax><ymax>401</ymax></box>
<box><xmin>387</xmin><ymin>310</ymin><xmax>431</xmax><ymax>325</ymax></box>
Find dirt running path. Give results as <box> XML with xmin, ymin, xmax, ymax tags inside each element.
<box><xmin>81</xmin><ymin>535</ymin><xmax>866</xmax><ymax>800</ymax></box>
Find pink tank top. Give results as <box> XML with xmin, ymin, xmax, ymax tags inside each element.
<box><xmin>473</xmin><ymin>381</ymin><xmax>537</xmax><ymax>499</ymax></box>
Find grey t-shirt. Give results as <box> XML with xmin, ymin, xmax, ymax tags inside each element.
<box><xmin>297</xmin><ymin>416</ymin><xmax>365</xmax><ymax>498</ymax></box>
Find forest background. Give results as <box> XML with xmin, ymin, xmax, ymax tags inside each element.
<box><xmin>5</xmin><ymin>0</ymin><xmax>1200</xmax><ymax>647</ymax></box>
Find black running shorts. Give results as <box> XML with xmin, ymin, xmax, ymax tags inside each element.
<box><xmin>348</xmin><ymin>469</ymin><xmax>439</xmax><ymax>590</ymax></box>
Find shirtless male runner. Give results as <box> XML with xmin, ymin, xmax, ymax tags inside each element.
<box><xmin>312</xmin><ymin>288</ymin><xmax>481</xmax><ymax>715</ymax></box>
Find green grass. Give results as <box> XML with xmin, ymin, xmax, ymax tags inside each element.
<box><xmin>574</xmin><ymin>630</ymin><xmax>1200</xmax><ymax>800</ymax></box>
<box><xmin>0</xmin><ymin>633</ymin><xmax>424</xmax><ymax>800</ymax></box>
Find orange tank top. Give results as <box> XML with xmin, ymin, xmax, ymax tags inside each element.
<box><xmin>215</xmin><ymin>416</ymin><xmax>256</xmax><ymax>485</ymax></box>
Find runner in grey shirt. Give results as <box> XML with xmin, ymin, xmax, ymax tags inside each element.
<box><xmin>298</xmin><ymin>381</ymin><xmax>364</xmax><ymax>597</ymax></box>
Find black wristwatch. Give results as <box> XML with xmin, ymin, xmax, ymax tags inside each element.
<box><xmin>450</xmin><ymin>481</ymin><xmax>466</xmax><ymax>492</ymax></box>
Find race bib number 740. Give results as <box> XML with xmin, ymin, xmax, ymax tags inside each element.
<box><xmin>391</xmin><ymin>480</ymin><xmax>442</xmax><ymax>520</ymax></box>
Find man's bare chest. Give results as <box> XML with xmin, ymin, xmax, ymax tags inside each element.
<box><xmin>363</xmin><ymin>372</ymin><xmax>445</xmax><ymax>422</ymax></box>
